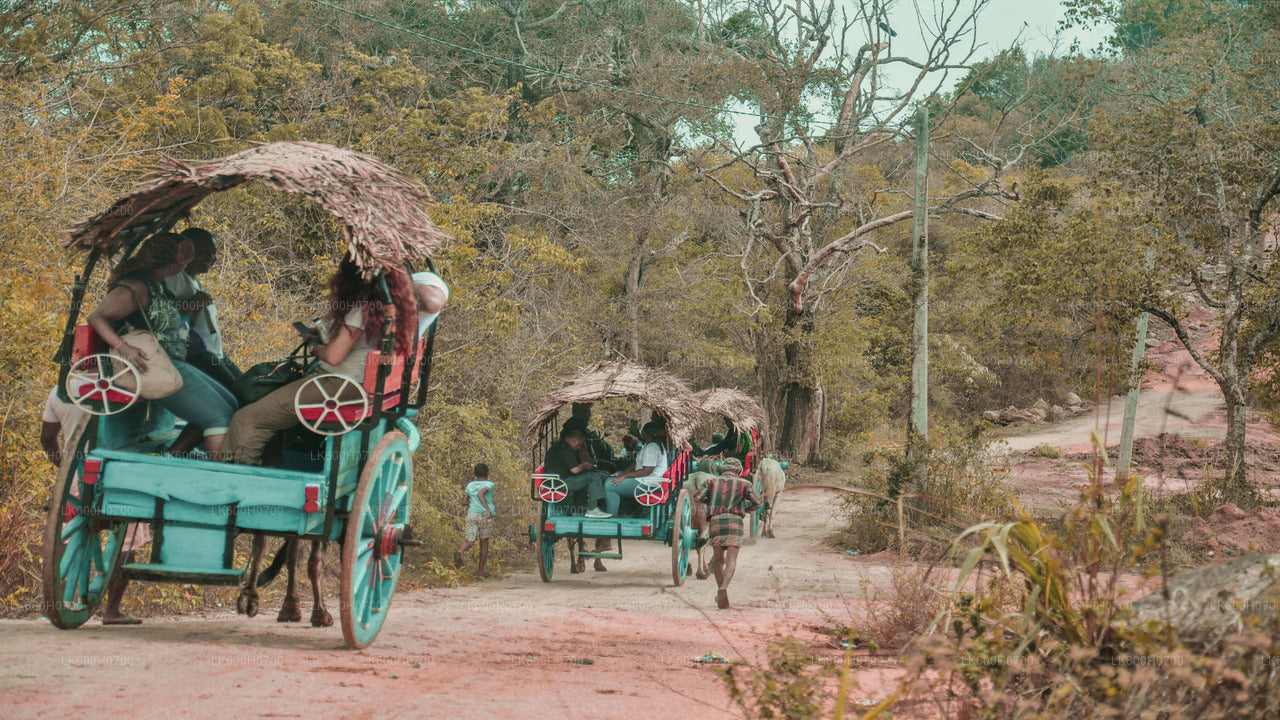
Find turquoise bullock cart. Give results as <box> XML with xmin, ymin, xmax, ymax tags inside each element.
<box><xmin>526</xmin><ymin>361</ymin><xmax>704</xmax><ymax>586</ymax></box>
<box><xmin>44</xmin><ymin>142</ymin><xmax>444</xmax><ymax>648</ymax></box>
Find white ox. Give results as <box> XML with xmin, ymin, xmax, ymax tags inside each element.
<box><xmin>755</xmin><ymin>457</ymin><xmax>786</xmax><ymax>539</ymax></box>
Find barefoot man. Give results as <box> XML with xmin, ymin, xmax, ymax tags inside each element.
<box><xmin>696</xmin><ymin>457</ymin><xmax>761</xmax><ymax>609</ymax></box>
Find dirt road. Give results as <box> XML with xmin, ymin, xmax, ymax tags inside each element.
<box><xmin>998</xmin><ymin>389</ymin><xmax>1225</xmax><ymax>455</ymax></box>
<box><xmin>1</xmin><ymin>487</ymin><xmax>883</xmax><ymax>719</ymax></box>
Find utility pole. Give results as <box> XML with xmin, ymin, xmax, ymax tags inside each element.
<box><xmin>907</xmin><ymin>107</ymin><xmax>929</xmax><ymax>491</ymax></box>
<box><xmin>1117</xmin><ymin>248</ymin><xmax>1157</xmax><ymax>482</ymax></box>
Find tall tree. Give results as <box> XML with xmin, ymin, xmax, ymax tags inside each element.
<box><xmin>1082</xmin><ymin>0</ymin><xmax>1280</xmax><ymax>502</ymax></box>
<box><xmin>695</xmin><ymin>0</ymin><xmax>1033</xmax><ymax>462</ymax></box>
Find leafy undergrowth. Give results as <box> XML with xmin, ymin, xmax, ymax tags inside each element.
<box><xmin>728</xmin><ymin>459</ymin><xmax>1280</xmax><ymax>719</ymax></box>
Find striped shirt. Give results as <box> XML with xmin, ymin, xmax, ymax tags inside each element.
<box><xmin>696</xmin><ymin>474</ymin><xmax>762</xmax><ymax>518</ymax></box>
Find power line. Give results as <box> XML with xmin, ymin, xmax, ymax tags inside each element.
<box><xmin>304</xmin><ymin>0</ymin><xmax>845</xmax><ymax>128</ymax></box>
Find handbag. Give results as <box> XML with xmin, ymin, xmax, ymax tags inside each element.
<box><xmin>232</xmin><ymin>340</ymin><xmax>318</xmax><ymax>405</ymax></box>
<box><xmin>111</xmin><ymin>286</ymin><xmax>183</xmax><ymax>400</ymax></box>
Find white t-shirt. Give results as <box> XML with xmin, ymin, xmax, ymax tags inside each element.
<box><xmin>43</xmin><ymin>387</ymin><xmax>85</xmax><ymax>441</ymax></box>
<box><xmin>411</xmin><ymin>271</ymin><xmax>450</xmax><ymax>337</ymax></box>
<box><xmin>634</xmin><ymin>441</ymin><xmax>669</xmax><ymax>483</ymax></box>
<box><xmin>320</xmin><ymin>307</ymin><xmax>375</xmax><ymax>382</ymax></box>
<box><xmin>163</xmin><ymin>272</ymin><xmax>223</xmax><ymax>358</ymax></box>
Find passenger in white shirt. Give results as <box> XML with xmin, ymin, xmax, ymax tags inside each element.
<box><xmin>604</xmin><ymin>421</ymin><xmax>669</xmax><ymax>516</ymax></box>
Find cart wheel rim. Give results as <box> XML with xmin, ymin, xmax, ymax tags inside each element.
<box><xmin>341</xmin><ymin>432</ymin><xmax>411</xmax><ymax>648</ymax></box>
<box><xmin>671</xmin><ymin>490</ymin><xmax>692</xmax><ymax>586</ymax></box>
<box><xmin>42</xmin><ymin>417</ymin><xmax>125</xmax><ymax>628</ymax></box>
<box><xmin>66</xmin><ymin>354</ymin><xmax>140</xmax><ymax>416</ymax></box>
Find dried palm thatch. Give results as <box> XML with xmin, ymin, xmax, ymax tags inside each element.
<box><xmin>527</xmin><ymin>361</ymin><xmax>702</xmax><ymax>447</ymax></box>
<box><xmin>66</xmin><ymin>141</ymin><xmax>446</xmax><ymax>274</ymax></box>
<box><xmin>694</xmin><ymin>388</ymin><xmax>766</xmax><ymax>433</ymax></box>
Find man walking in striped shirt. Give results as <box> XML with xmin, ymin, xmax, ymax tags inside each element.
<box><xmin>695</xmin><ymin>457</ymin><xmax>761</xmax><ymax>609</ymax></box>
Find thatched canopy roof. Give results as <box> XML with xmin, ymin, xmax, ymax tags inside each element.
<box><xmin>67</xmin><ymin>141</ymin><xmax>447</xmax><ymax>275</ymax></box>
<box><xmin>526</xmin><ymin>361</ymin><xmax>702</xmax><ymax>447</ymax></box>
<box><xmin>694</xmin><ymin>388</ymin><xmax>766</xmax><ymax>433</ymax></box>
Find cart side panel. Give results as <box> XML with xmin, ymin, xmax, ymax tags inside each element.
<box><xmin>95</xmin><ymin>453</ymin><xmax>329</xmax><ymax>552</ymax></box>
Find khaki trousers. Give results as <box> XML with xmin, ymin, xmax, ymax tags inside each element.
<box><xmin>223</xmin><ymin>375</ymin><xmax>359</xmax><ymax>465</ymax></box>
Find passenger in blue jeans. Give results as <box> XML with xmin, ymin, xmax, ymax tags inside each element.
<box><xmin>604</xmin><ymin>421</ymin><xmax>670</xmax><ymax>516</ymax></box>
<box><xmin>87</xmin><ymin>233</ymin><xmax>237</xmax><ymax>459</ymax></box>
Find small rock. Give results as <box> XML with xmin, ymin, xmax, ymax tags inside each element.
<box><xmin>1145</xmin><ymin>336</ymin><xmax>1162</xmax><ymax>348</ymax></box>
<box><xmin>1066</xmin><ymin>392</ymin><xmax>1083</xmax><ymax>406</ymax></box>
<box><xmin>1033</xmin><ymin>398</ymin><xmax>1050</xmax><ymax>412</ymax></box>
<box><xmin>981</xmin><ymin>410</ymin><xmax>1001</xmax><ymax>422</ymax></box>
<box><xmin>1048</xmin><ymin>405</ymin><xmax>1065</xmax><ymax>421</ymax></box>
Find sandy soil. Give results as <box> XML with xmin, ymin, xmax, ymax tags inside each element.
<box><xmin>0</xmin><ymin>487</ymin><xmax>897</xmax><ymax>719</ymax></box>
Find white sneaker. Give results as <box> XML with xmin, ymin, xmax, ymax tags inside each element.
<box><xmin>584</xmin><ymin>508</ymin><xmax>613</xmax><ymax>519</ymax></box>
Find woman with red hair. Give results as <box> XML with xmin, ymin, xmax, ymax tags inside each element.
<box><xmin>222</xmin><ymin>256</ymin><xmax>416</xmax><ymax>465</ymax></box>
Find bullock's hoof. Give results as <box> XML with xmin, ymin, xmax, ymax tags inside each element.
<box><xmin>236</xmin><ymin>590</ymin><xmax>259</xmax><ymax>617</ymax></box>
<box><xmin>277</xmin><ymin>597</ymin><xmax>302</xmax><ymax>623</ymax></box>
<box><xmin>764</xmin><ymin>530</ymin><xmax>775</xmax><ymax>539</ymax></box>
<box><xmin>310</xmin><ymin>606</ymin><xmax>333</xmax><ymax>627</ymax></box>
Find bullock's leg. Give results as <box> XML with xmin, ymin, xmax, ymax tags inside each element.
<box><xmin>693</xmin><ymin>503</ymin><xmax>710</xmax><ymax>579</ymax></box>
<box><xmin>277</xmin><ymin>538</ymin><xmax>302</xmax><ymax>622</ymax></box>
<box><xmin>569</xmin><ymin>538</ymin><xmax>583</xmax><ymax>573</ymax></box>
<box><xmin>763</xmin><ymin>501</ymin><xmax>775</xmax><ymax>539</ymax></box>
<box><xmin>309</xmin><ymin>540</ymin><xmax>333</xmax><ymax>627</ymax></box>
<box><xmin>237</xmin><ymin>534</ymin><xmax>265</xmax><ymax>617</ymax></box>
<box><xmin>593</xmin><ymin>538</ymin><xmax>608</xmax><ymax>573</ymax></box>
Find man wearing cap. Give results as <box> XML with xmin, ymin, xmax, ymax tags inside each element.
<box><xmin>696</xmin><ymin>456</ymin><xmax>761</xmax><ymax>609</ymax></box>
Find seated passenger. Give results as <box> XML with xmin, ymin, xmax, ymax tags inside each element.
<box><xmin>165</xmin><ymin>228</ymin><xmax>242</xmax><ymax>456</ymax></box>
<box><xmin>87</xmin><ymin>232</ymin><xmax>238</xmax><ymax>459</ymax></box>
<box><xmin>561</xmin><ymin>403</ymin><xmax>617</xmax><ymax>472</ymax></box>
<box><xmin>604</xmin><ymin>422</ymin><xmax>669</xmax><ymax>517</ymax></box>
<box><xmin>412</xmin><ymin>268</ymin><xmax>449</xmax><ymax>337</ymax></box>
<box><xmin>164</xmin><ymin>228</ymin><xmax>241</xmax><ymax>390</ymax></box>
<box><xmin>544</xmin><ymin>427</ymin><xmax>611</xmax><ymax>518</ymax></box>
<box><xmin>221</xmin><ymin>257</ymin><xmax>416</xmax><ymax>465</ymax></box>
<box><xmin>616</xmin><ymin>433</ymin><xmax>640</xmax><ymax>466</ymax></box>
<box><xmin>694</xmin><ymin>417</ymin><xmax>750</xmax><ymax>466</ymax></box>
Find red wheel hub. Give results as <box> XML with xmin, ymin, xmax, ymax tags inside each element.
<box><xmin>376</xmin><ymin>525</ymin><xmax>403</xmax><ymax>559</ymax></box>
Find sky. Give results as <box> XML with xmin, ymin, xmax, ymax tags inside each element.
<box><xmin>720</xmin><ymin>0</ymin><xmax>1113</xmax><ymax>146</ymax></box>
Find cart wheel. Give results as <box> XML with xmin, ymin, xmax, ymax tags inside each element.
<box><xmin>535</xmin><ymin>476</ymin><xmax>568</xmax><ymax>504</ymax></box>
<box><xmin>340</xmin><ymin>431</ymin><xmax>412</xmax><ymax>649</ymax></box>
<box><xmin>749</xmin><ymin>472</ymin><xmax>762</xmax><ymax>539</ymax></box>
<box><xmin>42</xmin><ymin>417</ymin><xmax>126</xmax><ymax>629</ymax></box>
<box><xmin>294</xmin><ymin>374</ymin><xmax>369</xmax><ymax>436</ymax></box>
<box><xmin>671</xmin><ymin>489</ymin><xmax>693</xmax><ymax>587</ymax></box>
<box><xmin>536</xmin><ymin>511</ymin><xmax>555</xmax><ymax>583</ymax></box>
<box><xmin>66</xmin><ymin>353</ymin><xmax>140</xmax><ymax>416</ymax></box>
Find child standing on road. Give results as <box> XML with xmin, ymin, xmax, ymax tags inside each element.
<box><xmin>456</xmin><ymin>463</ymin><xmax>496</xmax><ymax>577</ymax></box>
